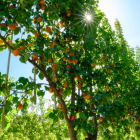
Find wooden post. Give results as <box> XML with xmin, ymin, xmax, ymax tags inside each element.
<box><xmin>34</xmin><ymin>66</ymin><xmax>36</xmax><ymax>104</ymax></box>
<box><xmin>1</xmin><ymin>33</ymin><xmax>13</xmax><ymax>129</ymax></box>
<box><xmin>52</xmin><ymin>21</ymin><xmax>56</xmax><ymax>109</ymax></box>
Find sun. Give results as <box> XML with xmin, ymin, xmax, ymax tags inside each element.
<box><xmin>85</xmin><ymin>13</ymin><xmax>92</xmax><ymax>21</ymax></box>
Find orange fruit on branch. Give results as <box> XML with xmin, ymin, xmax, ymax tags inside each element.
<box><xmin>48</xmin><ymin>58</ymin><xmax>52</xmax><ymax>62</ymax></box>
<box><xmin>69</xmin><ymin>52</ymin><xmax>74</xmax><ymax>56</ymax></box>
<box><xmin>73</xmin><ymin>59</ymin><xmax>78</xmax><ymax>64</ymax></box>
<box><xmin>77</xmin><ymin>84</ymin><xmax>82</xmax><ymax>89</ymax></box>
<box><xmin>8</xmin><ymin>24</ymin><xmax>16</xmax><ymax>30</ymax></box>
<box><xmin>32</xmin><ymin>53</ymin><xmax>38</xmax><ymax>61</ymax></box>
<box><xmin>92</xmin><ymin>110</ymin><xmax>97</xmax><ymax>113</ymax></box>
<box><xmin>13</xmin><ymin>49</ymin><xmax>20</xmax><ymax>56</ymax></box>
<box><xmin>45</xmin><ymin>26</ymin><xmax>51</xmax><ymax>33</ymax></box>
<box><xmin>67</xmin><ymin>13</ymin><xmax>71</xmax><ymax>17</ymax></box>
<box><xmin>37</xmin><ymin>17</ymin><xmax>42</xmax><ymax>22</ymax></box>
<box><xmin>91</xmin><ymin>63</ymin><xmax>95</xmax><ymax>67</ymax></box>
<box><xmin>49</xmin><ymin>87</ymin><xmax>53</xmax><ymax>93</ymax></box>
<box><xmin>63</xmin><ymin>82</ymin><xmax>67</xmax><ymax>87</ymax></box>
<box><xmin>43</xmin><ymin>34</ymin><xmax>47</xmax><ymax>38</ymax></box>
<box><xmin>35</xmin><ymin>32</ymin><xmax>39</xmax><ymax>38</ymax></box>
<box><xmin>0</xmin><ymin>40</ymin><xmax>4</xmax><ymax>44</ymax></box>
<box><xmin>41</xmin><ymin>5</ymin><xmax>45</xmax><ymax>10</ymax></box>
<box><xmin>63</xmin><ymin>57</ymin><xmax>66</xmax><ymax>61</ymax></box>
<box><xmin>52</xmin><ymin>64</ymin><xmax>56</xmax><ymax>70</ymax></box>
<box><xmin>85</xmin><ymin>95</ymin><xmax>91</xmax><ymax>100</ymax></box>
<box><xmin>99</xmin><ymin>117</ymin><xmax>104</xmax><ymax>121</ymax></box>
<box><xmin>19</xmin><ymin>46</ymin><xmax>25</xmax><ymax>50</ymax></box>
<box><xmin>59</xmin><ymin>89</ymin><xmax>63</xmax><ymax>94</ymax></box>
<box><xmin>39</xmin><ymin>0</ymin><xmax>45</xmax><ymax>5</ymax></box>
<box><xmin>107</xmin><ymin>69</ymin><xmax>110</xmax><ymax>73</ymax></box>
<box><xmin>18</xmin><ymin>103</ymin><xmax>23</xmax><ymax>110</ymax></box>
<box><xmin>68</xmin><ymin>59</ymin><xmax>73</xmax><ymax>64</ymax></box>
<box><xmin>54</xmin><ymin>76</ymin><xmax>57</xmax><ymax>81</ymax></box>
<box><xmin>58</xmin><ymin>104</ymin><xmax>62</xmax><ymax>108</ymax></box>
<box><xmin>106</xmin><ymin>86</ymin><xmax>109</xmax><ymax>90</ymax></box>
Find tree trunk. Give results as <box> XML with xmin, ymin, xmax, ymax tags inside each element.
<box><xmin>67</xmin><ymin>120</ymin><xmax>77</xmax><ymax>140</ymax></box>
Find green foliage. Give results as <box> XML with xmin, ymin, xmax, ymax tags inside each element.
<box><xmin>0</xmin><ymin>0</ymin><xmax>140</xmax><ymax>139</ymax></box>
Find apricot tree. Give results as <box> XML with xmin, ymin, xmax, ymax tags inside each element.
<box><xmin>0</xmin><ymin>0</ymin><xmax>140</xmax><ymax>140</ymax></box>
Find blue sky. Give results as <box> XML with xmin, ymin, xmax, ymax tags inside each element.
<box><xmin>0</xmin><ymin>0</ymin><xmax>140</xmax><ymax>104</ymax></box>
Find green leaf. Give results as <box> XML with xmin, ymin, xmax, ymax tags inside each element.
<box><xmin>19</xmin><ymin>56</ymin><xmax>26</xmax><ymax>63</ymax></box>
<box><xmin>14</xmin><ymin>27</ymin><xmax>21</xmax><ymax>35</ymax></box>
<box><xmin>16</xmin><ymin>84</ymin><xmax>23</xmax><ymax>89</ymax></box>
<box><xmin>24</xmin><ymin>53</ymin><xmax>30</xmax><ymax>62</ymax></box>
<box><xmin>37</xmin><ymin>90</ymin><xmax>45</xmax><ymax>97</ymax></box>
<box><xmin>13</xmin><ymin>97</ymin><xmax>19</xmax><ymax>102</ymax></box>
<box><xmin>38</xmin><ymin>73</ymin><xmax>44</xmax><ymax>80</ymax></box>
<box><xmin>79</xmin><ymin>112</ymin><xmax>87</xmax><ymax>120</ymax></box>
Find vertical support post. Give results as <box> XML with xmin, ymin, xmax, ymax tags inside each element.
<box><xmin>1</xmin><ymin>33</ymin><xmax>13</xmax><ymax>129</ymax></box>
<box><xmin>34</xmin><ymin>66</ymin><xmax>36</xmax><ymax>104</ymax></box>
<box><xmin>52</xmin><ymin>21</ymin><xmax>56</xmax><ymax>109</ymax></box>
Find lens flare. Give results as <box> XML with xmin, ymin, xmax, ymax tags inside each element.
<box><xmin>85</xmin><ymin>13</ymin><xmax>92</xmax><ymax>21</ymax></box>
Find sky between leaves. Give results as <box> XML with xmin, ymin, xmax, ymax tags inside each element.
<box><xmin>0</xmin><ymin>0</ymin><xmax>140</xmax><ymax>104</ymax></box>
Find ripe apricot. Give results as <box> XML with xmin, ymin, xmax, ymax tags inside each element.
<box><xmin>8</xmin><ymin>24</ymin><xmax>16</xmax><ymax>30</ymax></box>
<box><xmin>52</xmin><ymin>64</ymin><xmax>56</xmax><ymax>70</ymax></box>
<box><xmin>33</xmin><ymin>18</ymin><xmax>36</xmax><ymax>22</ymax></box>
<box><xmin>60</xmin><ymin>20</ymin><xmax>63</xmax><ymax>24</ymax></box>
<box><xmin>66</xmin><ymin>65</ymin><xmax>72</xmax><ymax>69</ymax></box>
<box><xmin>99</xmin><ymin>117</ymin><xmax>104</xmax><ymax>121</ymax></box>
<box><xmin>105</xmin><ymin>56</ymin><xmax>108</xmax><ymax>59</ymax></box>
<box><xmin>68</xmin><ymin>59</ymin><xmax>73</xmax><ymax>64</ymax></box>
<box><xmin>82</xmin><ymin>93</ymin><xmax>86</xmax><ymax>96</ymax></box>
<box><xmin>1</xmin><ymin>23</ymin><xmax>6</xmax><ymax>27</ymax></box>
<box><xmin>67</xmin><ymin>13</ymin><xmax>71</xmax><ymax>17</ymax></box>
<box><xmin>78</xmin><ymin>109</ymin><xmax>81</xmax><ymax>114</ymax></box>
<box><xmin>0</xmin><ymin>40</ymin><xmax>4</xmax><ymax>44</ymax></box>
<box><xmin>85</xmin><ymin>95</ymin><xmax>91</xmax><ymax>100</ymax></box>
<box><xmin>63</xmin><ymin>57</ymin><xmax>66</xmax><ymax>61</ymax></box>
<box><xmin>77</xmin><ymin>84</ymin><xmax>82</xmax><ymax>89</ymax></box>
<box><xmin>45</xmin><ymin>26</ymin><xmax>51</xmax><ymax>33</ymax></box>
<box><xmin>106</xmin><ymin>86</ymin><xmax>109</xmax><ymax>90</ymax></box>
<box><xmin>19</xmin><ymin>46</ymin><xmax>25</xmax><ymax>50</ymax></box>
<box><xmin>18</xmin><ymin>103</ymin><xmax>23</xmax><ymax>110</ymax></box>
<box><xmin>41</xmin><ymin>5</ymin><xmax>45</xmax><ymax>10</ymax></box>
<box><xmin>92</xmin><ymin>110</ymin><xmax>97</xmax><ymax>113</ymax></box>
<box><xmin>40</xmin><ymin>0</ymin><xmax>45</xmax><ymax>5</ymax></box>
<box><xmin>10</xmin><ymin>5</ymin><xmax>14</xmax><ymax>8</ymax></box>
<box><xmin>59</xmin><ymin>89</ymin><xmax>63</xmax><ymax>94</ymax></box>
<box><xmin>32</xmin><ymin>53</ymin><xmax>38</xmax><ymax>61</ymax></box>
<box><xmin>37</xmin><ymin>17</ymin><xmax>42</xmax><ymax>22</ymax></box>
<box><xmin>66</xmin><ymin>48</ymin><xmax>69</xmax><ymax>52</ymax></box>
<box><xmin>13</xmin><ymin>49</ymin><xmax>20</xmax><ymax>56</ymax></box>
<box><xmin>114</xmin><ymin>93</ymin><xmax>118</xmax><ymax>97</ymax></box>
<box><xmin>48</xmin><ymin>58</ymin><xmax>51</xmax><ymax>62</ymax></box>
<box><xmin>35</xmin><ymin>32</ymin><xmax>39</xmax><ymax>38</ymax></box>
<box><xmin>43</xmin><ymin>34</ymin><xmax>47</xmax><ymax>38</ymax></box>
<box><xmin>107</xmin><ymin>69</ymin><xmax>110</xmax><ymax>73</ymax></box>
<box><xmin>49</xmin><ymin>87</ymin><xmax>53</xmax><ymax>93</ymax></box>
<box><xmin>46</xmin><ymin>11</ymin><xmax>50</xmax><ymax>14</ymax></box>
<box><xmin>69</xmin><ymin>52</ymin><xmax>74</xmax><ymax>56</ymax></box>
<box><xmin>73</xmin><ymin>59</ymin><xmax>78</xmax><ymax>64</ymax></box>
<box><xmin>94</xmin><ymin>104</ymin><xmax>97</xmax><ymax>108</ymax></box>
<box><xmin>60</xmin><ymin>24</ymin><xmax>63</xmax><ymax>28</ymax></box>
<box><xmin>54</xmin><ymin>76</ymin><xmax>57</xmax><ymax>81</ymax></box>
<box><xmin>63</xmin><ymin>82</ymin><xmax>67</xmax><ymax>87</ymax></box>
<box><xmin>100</xmin><ymin>59</ymin><xmax>103</xmax><ymax>62</ymax></box>
<box><xmin>91</xmin><ymin>63</ymin><xmax>94</xmax><ymax>67</ymax></box>
<box><xmin>56</xmin><ymin>23</ymin><xmax>59</xmax><ymax>27</ymax></box>
<box><xmin>58</xmin><ymin>103</ymin><xmax>62</xmax><ymax>108</ymax></box>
